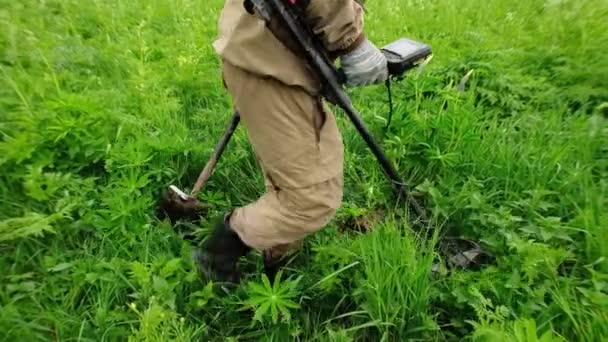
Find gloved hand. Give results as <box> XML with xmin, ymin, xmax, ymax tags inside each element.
<box><xmin>340</xmin><ymin>38</ymin><xmax>389</xmax><ymax>87</ymax></box>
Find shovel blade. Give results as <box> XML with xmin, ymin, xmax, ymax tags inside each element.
<box><xmin>156</xmin><ymin>186</ymin><xmax>209</xmax><ymax>224</ymax></box>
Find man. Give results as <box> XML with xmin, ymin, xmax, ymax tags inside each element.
<box><xmin>194</xmin><ymin>0</ymin><xmax>388</xmax><ymax>283</ymax></box>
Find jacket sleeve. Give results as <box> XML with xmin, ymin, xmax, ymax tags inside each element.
<box><xmin>304</xmin><ymin>0</ymin><xmax>366</xmax><ymax>55</ymax></box>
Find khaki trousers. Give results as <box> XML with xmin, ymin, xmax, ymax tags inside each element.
<box><xmin>221</xmin><ymin>62</ymin><xmax>344</xmax><ymax>257</ymax></box>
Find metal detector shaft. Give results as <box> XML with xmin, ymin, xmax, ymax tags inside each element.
<box><xmin>191</xmin><ymin>111</ymin><xmax>240</xmax><ymax>195</ymax></box>
<box><xmin>265</xmin><ymin>0</ymin><xmax>428</xmax><ymax>223</ymax></box>
<box><xmin>337</xmin><ymin>95</ymin><xmax>428</xmax><ymax>223</ymax></box>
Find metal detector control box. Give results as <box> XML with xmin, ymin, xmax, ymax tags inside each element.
<box><xmin>381</xmin><ymin>38</ymin><xmax>432</xmax><ymax>77</ymax></box>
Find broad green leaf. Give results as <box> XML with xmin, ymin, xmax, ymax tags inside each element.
<box><xmin>48</xmin><ymin>262</ymin><xmax>74</xmax><ymax>273</ymax></box>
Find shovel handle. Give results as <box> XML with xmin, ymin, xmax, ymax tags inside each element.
<box><xmin>191</xmin><ymin>111</ymin><xmax>241</xmax><ymax>195</ymax></box>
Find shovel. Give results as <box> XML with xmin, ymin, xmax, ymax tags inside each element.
<box><xmin>156</xmin><ymin>111</ymin><xmax>241</xmax><ymax>224</ymax></box>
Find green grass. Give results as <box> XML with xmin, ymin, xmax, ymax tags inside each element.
<box><xmin>1</xmin><ymin>0</ymin><xmax>607</xmax><ymax>340</ymax></box>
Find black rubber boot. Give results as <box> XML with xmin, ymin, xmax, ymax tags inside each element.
<box><xmin>193</xmin><ymin>212</ymin><xmax>251</xmax><ymax>284</ymax></box>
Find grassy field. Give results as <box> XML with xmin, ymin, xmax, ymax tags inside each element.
<box><xmin>1</xmin><ymin>0</ymin><xmax>607</xmax><ymax>340</ymax></box>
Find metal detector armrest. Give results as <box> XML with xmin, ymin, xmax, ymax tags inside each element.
<box><xmin>382</xmin><ymin>38</ymin><xmax>432</xmax><ymax>78</ymax></box>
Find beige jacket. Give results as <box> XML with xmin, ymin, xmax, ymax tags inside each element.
<box><xmin>213</xmin><ymin>0</ymin><xmax>365</xmax><ymax>95</ymax></box>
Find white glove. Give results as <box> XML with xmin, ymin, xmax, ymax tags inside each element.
<box><xmin>340</xmin><ymin>38</ymin><xmax>389</xmax><ymax>87</ymax></box>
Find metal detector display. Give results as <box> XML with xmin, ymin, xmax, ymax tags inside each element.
<box><xmin>381</xmin><ymin>38</ymin><xmax>432</xmax><ymax>77</ymax></box>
